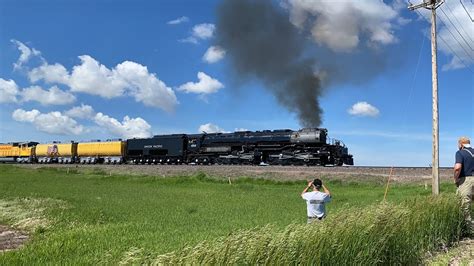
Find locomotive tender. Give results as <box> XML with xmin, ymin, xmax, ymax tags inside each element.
<box><xmin>0</xmin><ymin>128</ymin><xmax>353</xmax><ymax>166</ymax></box>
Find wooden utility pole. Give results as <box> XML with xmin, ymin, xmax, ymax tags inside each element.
<box><xmin>408</xmin><ymin>0</ymin><xmax>444</xmax><ymax>196</ymax></box>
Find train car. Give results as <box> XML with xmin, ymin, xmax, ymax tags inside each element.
<box><xmin>0</xmin><ymin>142</ymin><xmax>38</xmax><ymax>163</ymax></box>
<box><xmin>35</xmin><ymin>142</ymin><xmax>77</xmax><ymax>163</ymax></box>
<box><xmin>126</xmin><ymin>135</ymin><xmax>186</xmax><ymax>164</ymax></box>
<box><xmin>76</xmin><ymin>140</ymin><xmax>125</xmax><ymax>164</ymax></box>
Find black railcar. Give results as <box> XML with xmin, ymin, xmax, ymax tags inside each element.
<box><xmin>126</xmin><ymin>134</ymin><xmax>187</xmax><ymax>164</ymax></box>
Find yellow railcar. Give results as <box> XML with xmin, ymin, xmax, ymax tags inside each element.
<box><xmin>77</xmin><ymin>140</ymin><xmax>125</xmax><ymax>164</ymax></box>
<box><xmin>35</xmin><ymin>142</ymin><xmax>77</xmax><ymax>163</ymax></box>
<box><xmin>0</xmin><ymin>142</ymin><xmax>37</xmax><ymax>163</ymax></box>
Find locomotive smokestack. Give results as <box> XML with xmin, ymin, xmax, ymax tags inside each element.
<box><xmin>215</xmin><ymin>0</ymin><xmax>323</xmax><ymax>127</ymax></box>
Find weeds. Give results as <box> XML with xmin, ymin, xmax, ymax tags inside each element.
<box><xmin>0</xmin><ymin>198</ymin><xmax>67</xmax><ymax>232</ymax></box>
<box><xmin>155</xmin><ymin>195</ymin><xmax>464</xmax><ymax>265</ymax></box>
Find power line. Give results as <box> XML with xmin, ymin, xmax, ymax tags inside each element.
<box><xmin>460</xmin><ymin>0</ymin><xmax>474</xmax><ymax>22</ymax></box>
<box><xmin>439</xmin><ymin>6</ymin><xmax>473</xmax><ymax>51</ymax></box>
<box><xmin>443</xmin><ymin>2</ymin><xmax>474</xmax><ymax>46</ymax></box>
<box><xmin>437</xmin><ymin>14</ymin><xmax>474</xmax><ymax>61</ymax></box>
<box><xmin>412</xmin><ymin>8</ymin><xmax>474</xmax><ymax>72</ymax></box>
<box><xmin>402</xmin><ymin>27</ymin><xmax>428</xmax><ymax>129</ymax></box>
<box><xmin>438</xmin><ymin>33</ymin><xmax>474</xmax><ymax>73</ymax></box>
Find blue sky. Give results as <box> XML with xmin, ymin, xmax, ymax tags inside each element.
<box><xmin>0</xmin><ymin>0</ymin><xmax>472</xmax><ymax>166</ymax></box>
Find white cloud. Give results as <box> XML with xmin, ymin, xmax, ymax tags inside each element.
<box><xmin>68</xmin><ymin>55</ymin><xmax>127</xmax><ymax>98</ymax></box>
<box><xmin>198</xmin><ymin>123</ymin><xmax>229</xmax><ymax>133</ymax></box>
<box><xmin>193</xmin><ymin>23</ymin><xmax>215</xmax><ymax>39</ymax></box>
<box><xmin>0</xmin><ymin>78</ymin><xmax>20</xmax><ymax>103</ymax></box>
<box><xmin>27</xmin><ymin>55</ymin><xmax>178</xmax><ymax>112</ymax></box>
<box><xmin>12</xmin><ymin>109</ymin><xmax>85</xmax><ymax>135</ymax></box>
<box><xmin>21</xmin><ymin>85</ymin><xmax>76</xmax><ymax>105</ymax></box>
<box><xmin>11</xmin><ymin>109</ymin><xmax>40</xmax><ymax>123</ymax></box>
<box><xmin>203</xmin><ymin>46</ymin><xmax>226</xmax><ymax>63</ymax></box>
<box><xmin>11</xmin><ymin>39</ymin><xmax>42</xmax><ymax>69</ymax></box>
<box><xmin>167</xmin><ymin>16</ymin><xmax>189</xmax><ymax>25</ymax></box>
<box><xmin>180</xmin><ymin>23</ymin><xmax>215</xmax><ymax>44</ymax></box>
<box><xmin>287</xmin><ymin>0</ymin><xmax>399</xmax><ymax>52</ymax></box>
<box><xmin>348</xmin><ymin>101</ymin><xmax>380</xmax><ymax>117</ymax></box>
<box><xmin>0</xmin><ymin>78</ymin><xmax>75</xmax><ymax>106</ymax></box>
<box><xmin>114</xmin><ymin>61</ymin><xmax>178</xmax><ymax>112</ymax></box>
<box><xmin>178</xmin><ymin>72</ymin><xmax>224</xmax><ymax>95</ymax></box>
<box><xmin>28</xmin><ymin>63</ymin><xmax>70</xmax><ymax>84</ymax></box>
<box><xmin>235</xmin><ymin>128</ymin><xmax>249</xmax><ymax>132</ymax></box>
<box><xmin>93</xmin><ymin>112</ymin><xmax>152</xmax><ymax>139</ymax></box>
<box><xmin>65</xmin><ymin>104</ymin><xmax>95</xmax><ymax>119</ymax></box>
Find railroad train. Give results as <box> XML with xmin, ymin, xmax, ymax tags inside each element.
<box><xmin>0</xmin><ymin>128</ymin><xmax>354</xmax><ymax>166</ymax></box>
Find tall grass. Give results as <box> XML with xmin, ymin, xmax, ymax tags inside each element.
<box><xmin>155</xmin><ymin>195</ymin><xmax>464</xmax><ymax>265</ymax></box>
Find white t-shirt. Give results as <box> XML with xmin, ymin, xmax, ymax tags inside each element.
<box><xmin>302</xmin><ymin>191</ymin><xmax>331</xmax><ymax>218</ymax></box>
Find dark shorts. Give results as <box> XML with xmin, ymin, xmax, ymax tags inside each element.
<box><xmin>307</xmin><ymin>216</ymin><xmax>325</xmax><ymax>224</ymax></box>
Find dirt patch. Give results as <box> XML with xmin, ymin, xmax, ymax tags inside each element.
<box><xmin>0</xmin><ymin>225</ymin><xmax>28</xmax><ymax>252</ymax></box>
<box><xmin>426</xmin><ymin>238</ymin><xmax>474</xmax><ymax>265</ymax></box>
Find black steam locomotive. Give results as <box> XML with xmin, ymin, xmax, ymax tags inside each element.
<box><xmin>127</xmin><ymin>128</ymin><xmax>353</xmax><ymax>166</ymax></box>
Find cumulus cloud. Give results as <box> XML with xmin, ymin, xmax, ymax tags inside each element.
<box><xmin>348</xmin><ymin>101</ymin><xmax>380</xmax><ymax>117</ymax></box>
<box><xmin>0</xmin><ymin>78</ymin><xmax>74</xmax><ymax>105</ymax></box>
<box><xmin>12</xmin><ymin>105</ymin><xmax>153</xmax><ymax>138</ymax></box>
<box><xmin>27</xmin><ymin>55</ymin><xmax>178</xmax><ymax>112</ymax></box>
<box><xmin>21</xmin><ymin>85</ymin><xmax>76</xmax><ymax>105</ymax></box>
<box><xmin>65</xmin><ymin>104</ymin><xmax>95</xmax><ymax>119</ymax></box>
<box><xmin>167</xmin><ymin>16</ymin><xmax>189</xmax><ymax>25</ymax></box>
<box><xmin>93</xmin><ymin>112</ymin><xmax>152</xmax><ymax>139</ymax></box>
<box><xmin>198</xmin><ymin>123</ymin><xmax>229</xmax><ymax>133</ymax></box>
<box><xmin>203</xmin><ymin>46</ymin><xmax>226</xmax><ymax>63</ymax></box>
<box><xmin>114</xmin><ymin>61</ymin><xmax>178</xmax><ymax>111</ymax></box>
<box><xmin>193</xmin><ymin>23</ymin><xmax>215</xmax><ymax>39</ymax></box>
<box><xmin>68</xmin><ymin>55</ymin><xmax>127</xmax><ymax>98</ymax></box>
<box><xmin>177</xmin><ymin>72</ymin><xmax>224</xmax><ymax>95</ymax></box>
<box><xmin>286</xmin><ymin>0</ymin><xmax>399</xmax><ymax>52</ymax></box>
<box><xmin>11</xmin><ymin>39</ymin><xmax>42</xmax><ymax>69</ymax></box>
<box><xmin>0</xmin><ymin>78</ymin><xmax>20</xmax><ymax>103</ymax></box>
<box><xmin>181</xmin><ymin>23</ymin><xmax>215</xmax><ymax>44</ymax></box>
<box><xmin>28</xmin><ymin>63</ymin><xmax>70</xmax><ymax>84</ymax></box>
<box><xmin>12</xmin><ymin>109</ymin><xmax>85</xmax><ymax>135</ymax></box>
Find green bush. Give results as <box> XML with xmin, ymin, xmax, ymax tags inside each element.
<box><xmin>155</xmin><ymin>195</ymin><xmax>464</xmax><ymax>265</ymax></box>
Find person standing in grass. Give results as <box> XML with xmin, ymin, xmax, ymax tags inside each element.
<box><xmin>301</xmin><ymin>178</ymin><xmax>331</xmax><ymax>224</ymax></box>
<box><xmin>454</xmin><ymin>136</ymin><xmax>474</xmax><ymax>230</ymax></box>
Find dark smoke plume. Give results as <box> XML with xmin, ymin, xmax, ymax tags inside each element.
<box><xmin>215</xmin><ymin>0</ymin><xmax>322</xmax><ymax>127</ymax></box>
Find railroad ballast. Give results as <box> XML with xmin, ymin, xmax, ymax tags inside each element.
<box><xmin>0</xmin><ymin>128</ymin><xmax>354</xmax><ymax>166</ymax></box>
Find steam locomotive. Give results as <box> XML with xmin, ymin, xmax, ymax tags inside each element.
<box><xmin>0</xmin><ymin>128</ymin><xmax>354</xmax><ymax>166</ymax></box>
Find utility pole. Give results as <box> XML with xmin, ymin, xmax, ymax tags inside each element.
<box><xmin>408</xmin><ymin>0</ymin><xmax>444</xmax><ymax>196</ymax></box>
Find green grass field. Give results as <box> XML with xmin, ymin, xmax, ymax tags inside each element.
<box><xmin>0</xmin><ymin>165</ymin><xmax>462</xmax><ymax>264</ymax></box>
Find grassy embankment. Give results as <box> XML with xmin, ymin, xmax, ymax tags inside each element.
<box><xmin>0</xmin><ymin>165</ymin><xmax>464</xmax><ymax>264</ymax></box>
